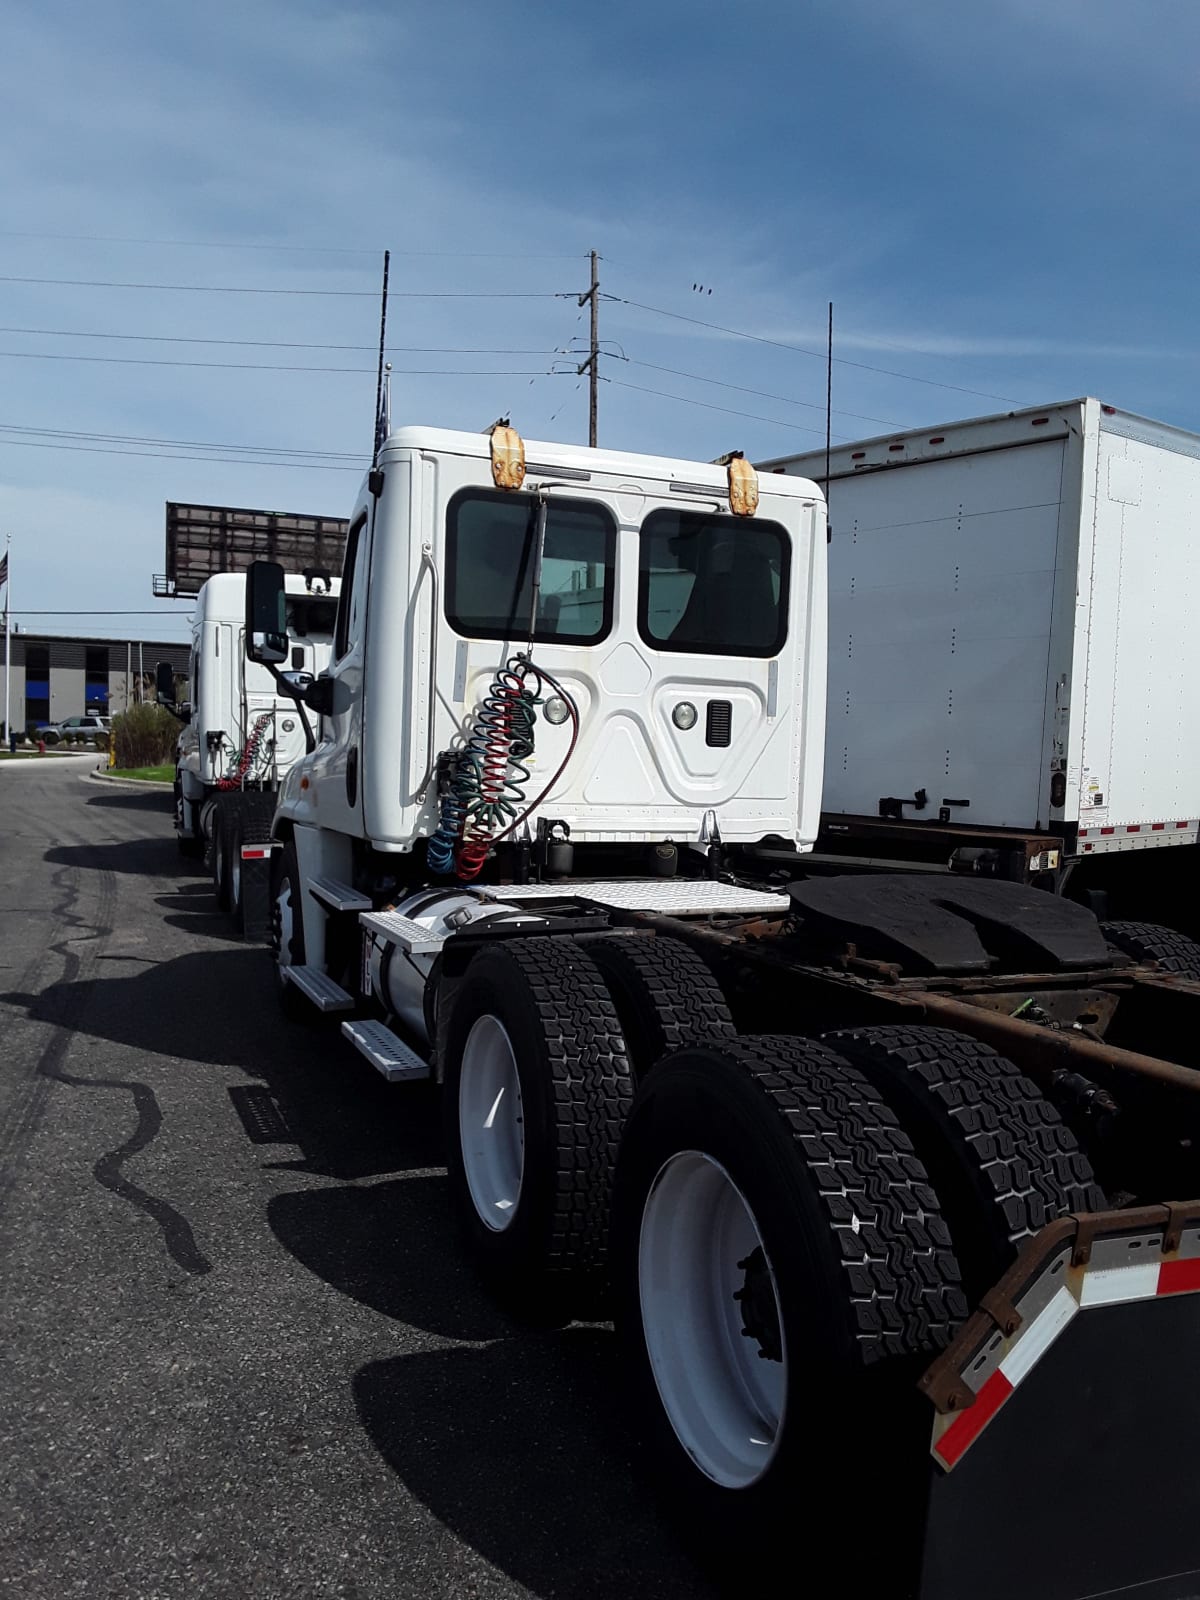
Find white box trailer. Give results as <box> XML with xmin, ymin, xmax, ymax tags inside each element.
<box><xmin>765</xmin><ymin>400</ymin><xmax>1200</xmax><ymax>908</ymax></box>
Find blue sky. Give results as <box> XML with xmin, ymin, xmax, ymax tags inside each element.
<box><xmin>2</xmin><ymin>0</ymin><xmax>1198</xmax><ymax>641</ymax></box>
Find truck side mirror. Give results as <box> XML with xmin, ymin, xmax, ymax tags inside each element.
<box><xmin>246</xmin><ymin>561</ymin><xmax>288</xmax><ymax>665</ymax></box>
<box><xmin>154</xmin><ymin>660</ymin><xmax>176</xmax><ymax>704</ymax></box>
<box><xmin>303</xmin><ymin>676</ymin><xmax>336</xmax><ymax>717</ymax></box>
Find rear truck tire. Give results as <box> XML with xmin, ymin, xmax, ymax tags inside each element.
<box><xmin>441</xmin><ymin>937</ymin><xmax>633</xmax><ymax>1314</ymax></box>
<box><xmin>228</xmin><ymin>809</ymin><xmax>246</xmax><ymax>931</ymax></box>
<box><xmin>213</xmin><ymin>799</ymin><xmax>234</xmax><ymax>912</ymax></box>
<box><xmin>1101</xmin><ymin>919</ymin><xmax>1200</xmax><ymax>979</ymax></box>
<box><xmin>585</xmin><ymin>934</ymin><xmax>735</xmax><ymax>1081</ymax></box>
<box><xmin>271</xmin><ymin>839</ymin><xmax>309</xmax><ymax>1021</ymax></box>
<box><xmin>822</xmin><ymin>1025</ymin><xmax>1106</xmax><ymax>1303</ymax></box>
<box><xmin>174</xmin><ymin>780</ymin><xmax>204</xmax><ymax>858</ymax></box>
<box><xmin>611</xmin><ymin>1036</ymin><xmax>965</xmax><ymax>1579</ymax></box>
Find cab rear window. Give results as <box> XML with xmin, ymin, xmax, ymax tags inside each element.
<box><xmin>445</xmin><ymin>489</ymin><xmax>615</xmax><ymax>645</ymax></box>
<box><xmin>638</xmin><ymin>510</ymin><xmax>790</xmax><ymax>657</ymax></box>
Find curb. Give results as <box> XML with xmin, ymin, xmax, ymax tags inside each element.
<box><xmin>87</xmin><ymin>767</ymin><xmax>174</xmax><ymax>792</ymax></box>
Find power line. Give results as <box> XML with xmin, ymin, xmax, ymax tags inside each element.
<box><xmin>605</xmin><ymin>377</ymin><xmax>839</xmax><ymax>438</ymax></box>
<box><xmin>0</xmin><ymin>349</ymin><xmax>558</xmax><ymax>376</ymax></box>
<box><xmin>0</xmin><ymin>437</ymin><xmax>363</xmax><ymax>470</ymax></box>
<box><xmin>0</xmin><ymin>230</ymin><xmax>587</xmax><ymax>259</ymax></box>
<box><xmin>603</xmin><ymin>295</ymin><xmax>1026</xmax><ymax>406</ymax></box>
<box><xmin>0</xmin><ymin>274</ymin><xmax>561</xmax><ymax>299</ymax></box>
<box><xmin>0</xmin><ymin>422</ymin><xmax>361</xmax><ymax>459</ymax></box>
<box><xmin>0</xmin><ymin>325</ymin><xmax>563</xmax><ymax>356</ymax></box>
<box><xmin>621</xmin><ymin>358</ymin><xmax>904</xmax><ymax>428</ymax></box>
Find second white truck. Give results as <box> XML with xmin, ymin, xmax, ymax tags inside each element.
<box><xmin>163</xmin><ymin>568</ymin><xmax>339</xmax><ymax>931</ymax></box>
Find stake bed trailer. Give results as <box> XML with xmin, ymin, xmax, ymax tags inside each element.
<box><xmin>238</xmin><ymin>423</ymin><xmax>1200</xmax><ymax>1597</ymax></box>
<box><xmin>764</xmin><ymin>400</ymin><xmax>1200</xmax><ymax>924</ymax></box>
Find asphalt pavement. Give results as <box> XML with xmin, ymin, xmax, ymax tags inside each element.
<box><xmin>0</xmin><ymin>760</ymin><xmax>713</xmax><ymax>1600</ymax></box>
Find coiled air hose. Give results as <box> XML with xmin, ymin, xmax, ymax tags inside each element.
<box><xmin>217</xmin><ymin>711</ymin><xmax>274</xmax><ymax>791</ymax></box>
<box><xmin>428</xmin><ymin>654</ymin><xmax>579</xmax><ymax>881</ymax></box>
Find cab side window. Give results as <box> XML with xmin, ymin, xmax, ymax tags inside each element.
<box><xmin>334</xmin><ymin>514</ymin><xmax>367</xmax><ymax>660</ymax></box>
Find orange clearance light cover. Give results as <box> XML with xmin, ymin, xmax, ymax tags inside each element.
<box><xmin>300</xmin><ymin>776</ymin><xmax>310</xmax><ymax>790</ymax></box>
<box><xmin>489</xmin><ymin>423</ymin><xmax>526</xmax><ymax>491</ymax></box>
<box><xmin>726</xmin><ymin>453</ymin><xmax>759</xmax><ymax>517</ymax></box>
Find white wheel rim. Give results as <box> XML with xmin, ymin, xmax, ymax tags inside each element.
<box><xmin>639</xmin><ymin>1151</ymin><xmax>787</xmax><ymax>1490</ymax></box>
<box><xmin>458</xmin><ymin>1014</ymin><xmax>525</xmax><ymax>1233</ymax></box>
<box><xmin>276</xmin><ymin>877</ymin><xmax>295</xmax><ymax>981</ymax></box>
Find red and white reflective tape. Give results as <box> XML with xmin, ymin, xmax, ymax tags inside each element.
<box><xmin>240</xmin><ymin>843</ymin><xmax>279</xmax><ymax>860</ymax></box>
<box><xmin>1078</xmin><ymin>820</ymin><xmax>1198</xmax><ymax>853</ymax></box>
<box><xmin>931</xmin><ymin>1239</ymin><xmax>1200</xmax><ymax>1471</ymax></box>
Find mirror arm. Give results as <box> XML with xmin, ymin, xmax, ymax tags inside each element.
<box><xmin>264</xmin><ymin>663</ymin><xmax>317</xmax><ymax>754</ymax></box>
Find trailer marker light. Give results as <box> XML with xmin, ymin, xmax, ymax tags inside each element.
<box><xmin>851</xmin><ymin>451</ymin><xmax>865</xmax><ymax>460</ymax></box>
<box><xmin>1031</xmin><ymin>417</ymin><xmax>1049</xmax><ymax>426</ymax></box>
<box><xmin>1100</xmin><ymin>827</ymin><xmax>1115</xmax><ymax>835</ymax></box>
<box><xmin>1078</xmin><ymin>829</ymin><xmax>1088</xmax><ymax>837</ymax></box>
<box><xmin>1178</xmin><ymin>820</ymin><xmax>1190</xmax><ymax>828</ymax></box>
<box><xmin>1102</xmin><ymin>404</ymin><xmax>1116</xmax><ymax>414</ymax></box>
<box><xmin>928</xmin><ymin>436</ymin><xmax>944</xmax><ymax>445</ymax></box>
<box><xmin>888</xmin><ymin>443</ymin><xmax>904</xmax><ymax>452</ymax></box>
<box><xmin>1127</xmin><ymin>825</ymin><xmax>1140</xmax><ymax>833</ymax></box>
<box><xmin>1152</xmin><ymin>823</ymin><xmax>1165</xmax><ymax>831</ymax></box>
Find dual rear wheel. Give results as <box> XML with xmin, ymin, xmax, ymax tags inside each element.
<box><xmin>439</xmin><ymin>934</ymin><xmax>1104</xmax><ymax>1569</ymax></box>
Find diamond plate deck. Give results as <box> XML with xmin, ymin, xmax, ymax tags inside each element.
<box><xmin>341</xmin><ymin>1019</ymin><xmax>431</xmax><ymax>1083</ymax></box>
<box><xmin>282</xmin><ymin>965</ymin><xmax>355</xmax><ymax>1012</ymax></box>
<box><xmin>359</xmin><ymin>911</ymin><xmax>446</xmax><ymax>951</ymax></box>
<box><xmin>309</xmin><ymin>876</ymin><xmax>372</xmax><ymax>913</ymax></box>
<box><xmin>477</xmin><ymin>880</ymin><xmax>790</xmax><ymax>915</ymax></box>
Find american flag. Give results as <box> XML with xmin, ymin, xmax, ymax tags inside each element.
<box><xmin>0</xmin><ymin>551</ymin><xmax>8</xmax><ymax>592</ymax></box>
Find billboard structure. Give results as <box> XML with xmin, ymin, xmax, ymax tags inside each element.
<box><xmin>154</xmin><ymin>502</ymin><xmax>350</xmax><ymax>598</ymax></box>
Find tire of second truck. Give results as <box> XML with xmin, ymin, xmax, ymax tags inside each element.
<box><xmin>441</xmin><ymin>937</ymin><xmax>633</xmax><ymax>1314</ymax></box>
<box><xmin>611</xmin><ymin>1035</ymin><xmax>966</xmax><ymax>1580</ymax></box>
<box><xmin>213</xmin><ymin>800</ymin><xmax>234</xmax><ymax>912</ymax></box>
<box><xmin>1101</xmin><ymin>920</ymin><xmax>1200</xmax><ymax>979</ymax></box>
<box><xmin>823</xmin><ymin>1025</ymin><xmax>1106</xmax><ymax>1303</ymax></box>
<box><xmin>270</xmin><ymin>839</ymin><xmax>308</xmax><ymax>1021</ymax></box>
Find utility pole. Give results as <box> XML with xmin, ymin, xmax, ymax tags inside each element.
<box><xmin>577</xmin><ymin>250</ymin><xmax>599</xmax><ymax>447</ymax></box>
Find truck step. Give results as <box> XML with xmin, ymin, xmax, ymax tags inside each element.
<box><xmin>340</xmin><ymin>1019</ymin><xmax>431</xmax><ymax>1083</ymax></box>
<box><xmin>359</xmin><ymin>910</ymin><xmax>446</xmax><ymax>953</ymax></box>
<box><xmin>282</xmin><ymin>965</ymin><xmax>356</xmax><ymax>1012</ymax></box>
<box><xmin>308</xmin><ymin>876</ymin><xmax>373</xmax><ymax>913</ymax></box>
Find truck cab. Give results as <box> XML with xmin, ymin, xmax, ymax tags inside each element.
<box><xmin>172</xmin><ymin>569</ymin><xmax>339</xmax><ymax>920</ymax></box>
<box><xmin>263</xmin><ymin>424</ymin><xmax>825</xmax><ymax>964</ymax></box>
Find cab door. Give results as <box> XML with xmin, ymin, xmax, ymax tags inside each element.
<box><xmin>309</xmin><ymin>506</ymin><xmax>370</xmax><ymax>835</ymax></box>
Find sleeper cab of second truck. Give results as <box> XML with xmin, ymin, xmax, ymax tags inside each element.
<box><xmin>277</xmin><ymin>426</ymin><xmax>828</xmax><ymax>860</ymax></box>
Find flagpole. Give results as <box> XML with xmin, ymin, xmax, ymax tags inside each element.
<box><xmin>3</xmin><ymin>536</ymin><xmax>10</xmax><ymax>747</ymax></box>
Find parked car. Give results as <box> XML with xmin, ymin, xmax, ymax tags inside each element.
<box><xmin>41</xmin><ymin>714</ymin><xmax>112</xmax><ymax>747</ymax></box>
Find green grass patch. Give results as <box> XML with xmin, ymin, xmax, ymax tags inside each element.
<box><xmin>113</xmin><ymin>765</ymin><xmax>174</xmax><ymax>782</ymax></box>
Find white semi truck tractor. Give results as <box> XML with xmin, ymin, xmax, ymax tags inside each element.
<box><xmin>243</xmin><ymin>423</ymin><xmax>1200</xmax><ymax>1598</ymax></box>
<box><xmin>161</xmin><ymin>568</ymin><xmax>339</xmax><ymax>933</ymax></box>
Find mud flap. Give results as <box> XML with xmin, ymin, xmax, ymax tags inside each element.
<box><xmin>239</xmin><ymin>842</ymin><xmax>277</xmax><ymax>943</ymax></box>
<box><xmin>916</xmin><ymin>1204</ymin><xmax>1200</xmax><ymax>1600</ymax></box>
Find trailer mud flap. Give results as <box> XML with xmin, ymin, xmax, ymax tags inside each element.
<box><xmin>917</xmin><ymin>1203</ymin><xmax>1200</xmax><ymax>1600</ymax></box>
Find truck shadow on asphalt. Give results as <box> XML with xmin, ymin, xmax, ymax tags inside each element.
<box><xmin>269</xmin><ymin>1178</ymin><xmax>714</xmax><ymax>1595</ymax></box>
<box><xmin>353</xmin><ymin>1336</ymin><xmax>714</xmax><ymax>1600</ymax></box>
<box><xmin>44</xmin><ymin>837</ymin><xmax>208</xmax><ymax>880</ymax></box>
<box><xmin>0</xmin><ymin>945</ymin><xmax>441</xmax><ymax>1183</ymax></box>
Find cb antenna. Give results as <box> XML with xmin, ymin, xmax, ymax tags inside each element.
<box><xmin>824</xmin><ymin>299</ymin><xmax>833</xmax><ymax>540</ymax></box>
<box><xmin>373</xmin><ymin>248</ymin><xmax>391</xmax><ymax>462</ymax></box>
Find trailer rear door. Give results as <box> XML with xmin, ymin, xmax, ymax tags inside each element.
<box><xmin>826</xmin><ymin>439</ymin><xmax>1068</xmax><ymax>829</ymax></box>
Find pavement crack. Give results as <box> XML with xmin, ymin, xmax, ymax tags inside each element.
<box><xmin>9</xmin><ymin>862</ymin><xmax>212</xmax><ymax>1277</ymax></box>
